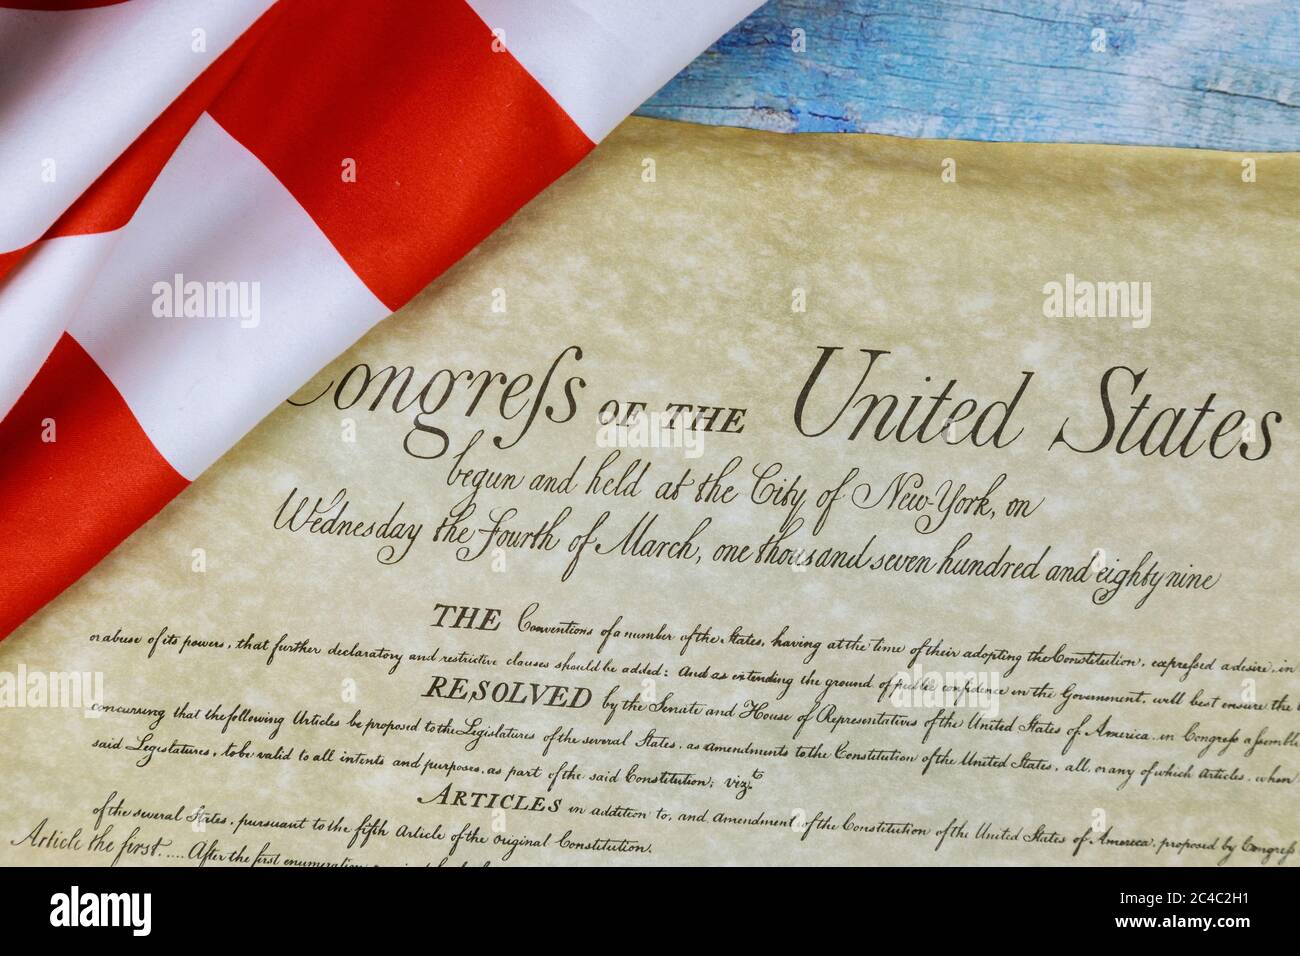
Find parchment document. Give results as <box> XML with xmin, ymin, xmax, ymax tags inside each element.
<box><xmin>2</xmin><ymin>118</ymin><xmax>1296</xmax><ymax>867</ymax></box>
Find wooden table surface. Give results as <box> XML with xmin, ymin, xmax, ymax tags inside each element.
<box><xmin>638</xmin><ymin>0</ymin><xmax>1299</xmax><ymax>151</ymax></box>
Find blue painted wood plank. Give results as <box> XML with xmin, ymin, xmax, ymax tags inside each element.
<box><xmin>638</xmin><ymin>0</ymin><xmax>1300</xmax><ymax>151</ymax></box>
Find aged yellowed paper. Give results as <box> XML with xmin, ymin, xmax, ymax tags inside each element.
<box><xmin>1</xmin><ymin>118</ymin><xmax>1296</xmax><ymax>866</ymax></box>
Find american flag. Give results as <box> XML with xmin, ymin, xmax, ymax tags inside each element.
<box><xmin>0</xmin><ymin>0</ymin><xmax>760</xmax><ymax>640</ymax></box>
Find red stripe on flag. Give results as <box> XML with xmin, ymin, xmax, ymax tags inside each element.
<box><xmin>0</xmin><ymin>334</ymin><xmax>188</xmax><ymax>640</ymax></box>
<box><xmin>208</xmin><ymin>0</ymin><xmax>594</xmax><ymax>311</ymax></box>
<box><xmin>0</xmin><ymin>245</ymin><xmax>30</xmax><ymax>284</ymax></box>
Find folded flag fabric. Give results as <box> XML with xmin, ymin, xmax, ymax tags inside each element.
<box><xmin>0</xmin><ymin>0</ymin><xmax>761</xmax><ymax>641</ymax></box>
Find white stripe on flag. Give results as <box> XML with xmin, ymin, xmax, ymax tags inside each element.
<box><xmin>68</xmin><ymin>113</ymin><xmax>389</xmax><ymax>480</ymax></box>
<box><xmin>464</xmin><ymin>0</ymin><xmax>764</xmax><ymax>142</ymax></box>
<box><xmin>0</xmin><ymin>230</ymin><xmax>119</xmax><ymax>422</ymax></box>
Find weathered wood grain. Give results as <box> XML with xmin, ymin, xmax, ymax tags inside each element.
<box><xmin>637</xmin><ymin>0</ymin><xmax>1299</xmax><ymax>150</ymax></box>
